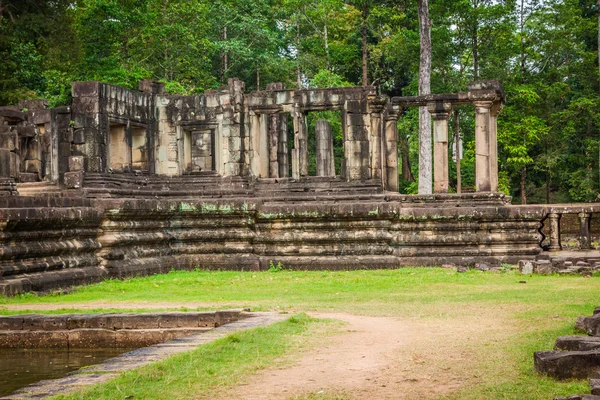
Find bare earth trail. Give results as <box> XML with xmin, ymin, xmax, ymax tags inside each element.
<box><xmin>222</xmin><ymin>311</ymin><xmax>513</xmax><ymax>400</ymax></box>
<box><xmin>3</xmin><ymin>303</ymin><xmax>517</xmax><ymax>399</ymax></box>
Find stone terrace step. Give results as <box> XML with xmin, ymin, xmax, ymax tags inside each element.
<box><xmin>17</xmin><ymin>182</ymin><xmax>64</xmax><ymax>197</ymax></box>
<box><xmin>83</xmin><ymin>173</ymin><xmax>252</xmax><ymax>198</ymax></box>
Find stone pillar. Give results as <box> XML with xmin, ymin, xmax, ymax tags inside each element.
<box><xmin>489</xmin><ymin>101</ymin><xmax>503</xmax><ymax>192</ymax></box>
<box><xmin>473</xmin><ymin>101</ymin><xmax>493</xmax><ymax>192</ymax></box>
<box><xmin>384</xmin><ymin>106</ymin><xmax>400</xmax><ymax>192</ymax></box>
<box><xmin>369</xmin><ymin>100</ymin><xmax>386</xmax><ymax>181</ymax></box>
<box><xmin>277</xmin><ymin>114</ymin><xmax>289</xmax><ymax>178</ymax></box>
<box><xmin>259</xmin><ymin>114</ymin><xmax>269</xmax><ymax>178</ymax></box>
<box><xmin>548</xmin><ymin>213</ymin><xmax>562</xmax><ymax>251</ymax></box>
<box><xmin>578</xmin><ymin>212</ymin><xmax>592</xmax><ymax>250</ymax></box>
<box><xmin>291</xmin><ymin>105</ymin><xmax>306</xmax><ymax>179</ymax></box>
<box><xmin>250</xmin><ymin>112</ymin><xmax>261</xmax><ymax>177</ymax></box>
<box><xmin>427</xmin><ymin>101</ymin><xmax>452</xmax><ymax>193</ymax></box>
<box><xmin>315</xmin><ymin>120</ymin><xmax>335</xmax><ymax>177</ymax></box>
<box><xmin>344</xmin><ymin>100</ymin><xmax>371</xmax><ymax>181</ymax></box>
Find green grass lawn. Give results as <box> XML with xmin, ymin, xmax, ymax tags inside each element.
<box><xmin>1</xmin><ymin>268</ymin><xmax>599</xmax><ymax>399</ymax></box>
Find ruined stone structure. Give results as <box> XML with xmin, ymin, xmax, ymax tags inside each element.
<box><xmin>0</xmin><ymin>78</ymin><xmax>596</xmax><ymax>295</ymax></box>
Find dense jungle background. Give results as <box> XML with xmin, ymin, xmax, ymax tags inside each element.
<box><xmin>1</xmin><ymin>0</ymin><xmax>600</xmax><ymax>203</ymax></box>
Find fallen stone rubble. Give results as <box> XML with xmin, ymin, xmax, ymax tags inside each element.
<box><xmin>519</xmin><ymin>258</ymin><xmax>600</xmax><ymax>276</ymax></box>
<box><xmin>534</xmin><ymin>307</ymin><xmax>600</xmax><ymax>399</ymax></box>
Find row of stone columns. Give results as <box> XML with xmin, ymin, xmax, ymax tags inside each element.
<box><xmin>423</xmin><ymin>99</ymin><xmax>502</xmax><ymax>194</ymax></box>
<box><xmin>547</xmin><ymin>212</ymin><xmax>593</xmax><ymax>251</ymax></box>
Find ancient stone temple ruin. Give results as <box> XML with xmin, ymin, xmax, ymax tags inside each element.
<box><xmin>0</xmin><ymin>78</ymin><xmax>597</xmax><ymax>295</ymax></box>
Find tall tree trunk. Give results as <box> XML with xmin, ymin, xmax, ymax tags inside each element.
<box><xmin>472</xmin><ymin>0</ymin><xmax>479</xmax><ymax>81</ymax></box>
<box><xmin>256</xmin><ymin>65</ymin><xmax>260</xmax><ymax>90</ymax></box>
<box><xmin>296</xmin><ymin>21</ymin><xmax>302</xmax><ymax>88</ymax></box>
<box><xmin>453</xmin><ymin>109</ymin><xmax>461</xmax><ymax>194</ymax></box>
<box><xmin>521</xmin><ymin>166</ymin><xmax>527</xmax><ymax>204</ymax></box>
<box><xmin>418</xmin><ymin>0</ymin><xmax>432</xmax><ymax>194</ymax></box>
<box><xmin>361</xmin><ymin>0</ymin><xmax>369</xmax><ymax>86</ymax></box>
<box><xmin>520</xmin><ymin>0</ymin><xmax>526</xmax><ymax>82</ymax></box>
<box><xmin>597</xmin><ymin>0</ymin><xmax>600</xmax><ymax>191</ymax></box>
<box><xmin>324</xmin><ymin>7</ymin><xmax>330</xmax><ymax>70</ymax></box>
<box><xmin>221</xmin><ymin>26</ymin><xmax>228</xmax><ymax>83</ymax></box>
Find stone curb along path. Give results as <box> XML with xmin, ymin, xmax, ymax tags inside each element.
<box><xmin>0</xmin><ymin>312</ymin><xmax>288</xmax><ymax>399</ymax></box>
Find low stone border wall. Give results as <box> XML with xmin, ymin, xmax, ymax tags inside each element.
<box><xmin>0</xmin><ymin>312</ymin><xmax>287</xmax><ymax>399</ymax></box>
<box><xmin>0</xmin><ymin>311</ymin><xmax>243</xmax><ymax>349</ymax></box>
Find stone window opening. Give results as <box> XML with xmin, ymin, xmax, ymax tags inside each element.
<box><xmin>305</xmin><ymin>111</ymin><xmax>342</xmax><ymax>177</ymax></box>
<box><xmin>183</xmin><ymin>129</ymin><xmax>215</xmax><ymax>173</ymax></box>
<box><xmin>108</xmin><ymin>122</ymin><xmax>149</xmax><ymax>173</ymax></box>
<box><xmin>108</xmin><ymin>122</ymin><xmax>129</xmax><ymax>172</ymax></box>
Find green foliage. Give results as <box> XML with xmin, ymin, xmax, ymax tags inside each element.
<box><xmin>268</xmin><ymin>260</ymin><xmax>285</xmax><ymax>272</ymax></box>
<box><xmin>1</xmin><ymin>0</ymin><xmax>600</xmax><ymax>201</ymax></box>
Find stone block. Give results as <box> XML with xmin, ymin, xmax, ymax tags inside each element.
<box><xmin>0</xmin><ymin>131</ymin><xmax>17</xmax><ymax>150</ymax></box>
<box><xmin>17</xmin><ymin>126</ymin><xmax>36</xmax><ymax>138</ymax></box>
<box><xmin>64</xmin><ymin>170</ymin><xmax>84</xmax><ymax>189</ymax></box>
<box><xmin>72</xmin><ymin>128</ymin><xmax>85</xmax><ymax>144</ymax></box>
<box><xmin>535</xmin><ymin>260</ymin><xmax>555</xmax><ymax>275</ymax></box>
<box><xmin>519</xmin><ymin>260</ymin><xmax>534</xmax><ymax>274</ymax></box>
<box><xmin>22</xmin><ymin>331</ymin><xmax>69</xmax><ymax>349</ymax></box>
<box><xmin>591</xmin><ymin>379</ymin><xmax>600</xmax><ymax>395</ymax></box>
<box><xmin>27</xmin><ymin>109</ymin><xmax>51</xmax><ymax>125</ymax></box>
<box><xmin>24</xmin><ymin>159</ymin><xmax>41</xmax><ymax>174</ymax></box>
<box><xmin>534</xmin><ymin>350</ymin><xmax>600</xmax><ymax>379</ymax></box>
<box><xmin>116</xmin><ymin>329</ymin><xmax>166</xmax><ymax>348</ymax></box>
<box><xmin>0</xmin><ymin>149</ymin><xmax>11</xmax><ymax>178</ymax></box>
<box><xmin>19</xmin><ymin>99</ymin><xmax>48</xmax><ymax>110</ymax></box>
<box><xmin>0</xmin><ymin>331</ymin><xmax>24</xmax><ymax>348</ymax></box>
<box><xmin>68</xmin><ymin>329</ymin><xmax>116</xmax><ymax>349</ymax></box>
<box><xmin>555</xmin><ymin>336</ymin><xmax>600</xmax><ymax>351</ymax></box>
<box><xmin>69</xmin><ymin>156</ymin><xmax>84</xmax><ymax>172</ymax></box>
<box><xmin>72</xmin><ymin>81</ymin><xmax>101</xmax><ymax>98</ymax></box>
<box><xmin>554</xmin><ymin>395</ymin><xmax>600</xmax><ymax>400</ymax></box>
<box><xmin>0</xmin><ymin>316</ymin><xmax>23</xmax><ymax>330</ymax></box>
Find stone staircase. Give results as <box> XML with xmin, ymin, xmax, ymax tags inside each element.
<box><xmin>83</xmin><ymin>172</ymin><xmax>252</xmax><ymax>199</ymax></box>
<box><xmin>254</xmin><ymin>176</ymin><xmax>384</xmax><ymax>203</ymax></box>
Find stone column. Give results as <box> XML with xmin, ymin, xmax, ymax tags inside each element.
<box><xmin>473</xmin><ymin>100</ymin><xmax>493</xmax><ymax>192</ymax></box>
<box><xmin>369</xmin><ymin>100</ymin><xmax>386</xmax><ymax>181</ymax></box>
<box><xmin>291</xmin><ymin>105</ymin><xmax>306</xmax><ymax>179</ymax></box>
<box><xmin>249</xmin><ymin>112</ymin><xmax>262</xmax><ymax>177</ymax></box>
<box><xmin>427</xmin><ymin>101</ymin><xmax>452</xmax><ymax>193</ymax></box>
<box><xmin>384</xmin><ymin>106</ymin><xmax>400</xmax><ymax>192</ymax></box>
<box><xmin>259</xmin><ymin>114</ymin><xmax>269</xmax><ymax>178</ymax></box>
<box><xmin>268</xmin><ymin>114</ymin><xmax>279</xmax><ymax>178</ymax></box>
<box><xmin>344</xmin><ymin>100</ymin><xmax>371</xmax><ymax>181</ymax></box>
<box><xmin>578</xmin><ymin>212</ymin><xmax>592</xmax><ymax>250</ymax></box>
<box><xmin>489</xmin><ymin>101</ymin><xmax>503</xmax><ymax>192</ymax></box>
<box><xmin>277</xmin><ymin>114</ymin><xmax>289</xmax><ymax>178</ymax></box>
<box><xmin>315</xmin><ymin>120</ymin><xmax>335</xmax><ymax>177</ymax></box>
<box><xmin>548</xmin><ymin>213</ymin><xmax>562</xmax><ymax>251</ymax></box>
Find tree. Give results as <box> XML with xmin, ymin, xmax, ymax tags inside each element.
<box><xmin>417</xmin><ymin>0</ymin><xmax>432</xmax><ymax>194</ymax></box>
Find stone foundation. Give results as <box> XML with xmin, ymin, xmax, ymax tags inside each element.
<box><xmin>0</xmin><ymin>187</ymin><xmax>546</xmax><ymax>295</ymax></box>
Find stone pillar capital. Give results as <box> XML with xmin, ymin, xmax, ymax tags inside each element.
<box><xmin>491</xmin><ymin>101</ymin><xmax>504</xmax><ymax>117</ymax></box>
<box><xmin>473</xmin><ymin>100</ymin><xmax>494</xmax><ymax>111</ymax></box>
<box><xmin>426</xmin><ymin>101</ymin><xmax>452</xmax><ymax>120</ymax></box>
<box><xmin>385</xmin><ymin>104</ymin><xmax>402</xmax><ymax>121</ymax></box>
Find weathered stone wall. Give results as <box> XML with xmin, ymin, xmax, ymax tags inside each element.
<box><xmin>71</xmin><ymin>82</ymin><xmax>155</xmax><ymax>177</ymax></box>
<box><xmin>0</xmin><ymin>194</ymin><xmax>545</xmax><ymax>295</ymax></box>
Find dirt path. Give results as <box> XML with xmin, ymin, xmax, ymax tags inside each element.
<box><xmin>222</xmin><ymin>311</ymin><xmax>511</xmax><ymax>400</ymax></box>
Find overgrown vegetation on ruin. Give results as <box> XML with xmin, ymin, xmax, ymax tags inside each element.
<box><xmin>3</xmin><ymin>1</ymin><xmax>600</xmax><ymax>202</ymax></box>
<box><xmin>1</xmin><ymin>268</ymin><xmax>599</xmax><ymax>399</ymax></box>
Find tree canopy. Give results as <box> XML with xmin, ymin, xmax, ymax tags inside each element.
<box><xmin>2</xmin><ymin>0</ymin><xmax>600</xmax><ymax>203</ymax></box>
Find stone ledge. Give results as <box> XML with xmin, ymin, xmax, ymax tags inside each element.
<box><xmin>0</xmin><ymin>312</ymin><xmax>287</xmax><ymax>399</ymax></box>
